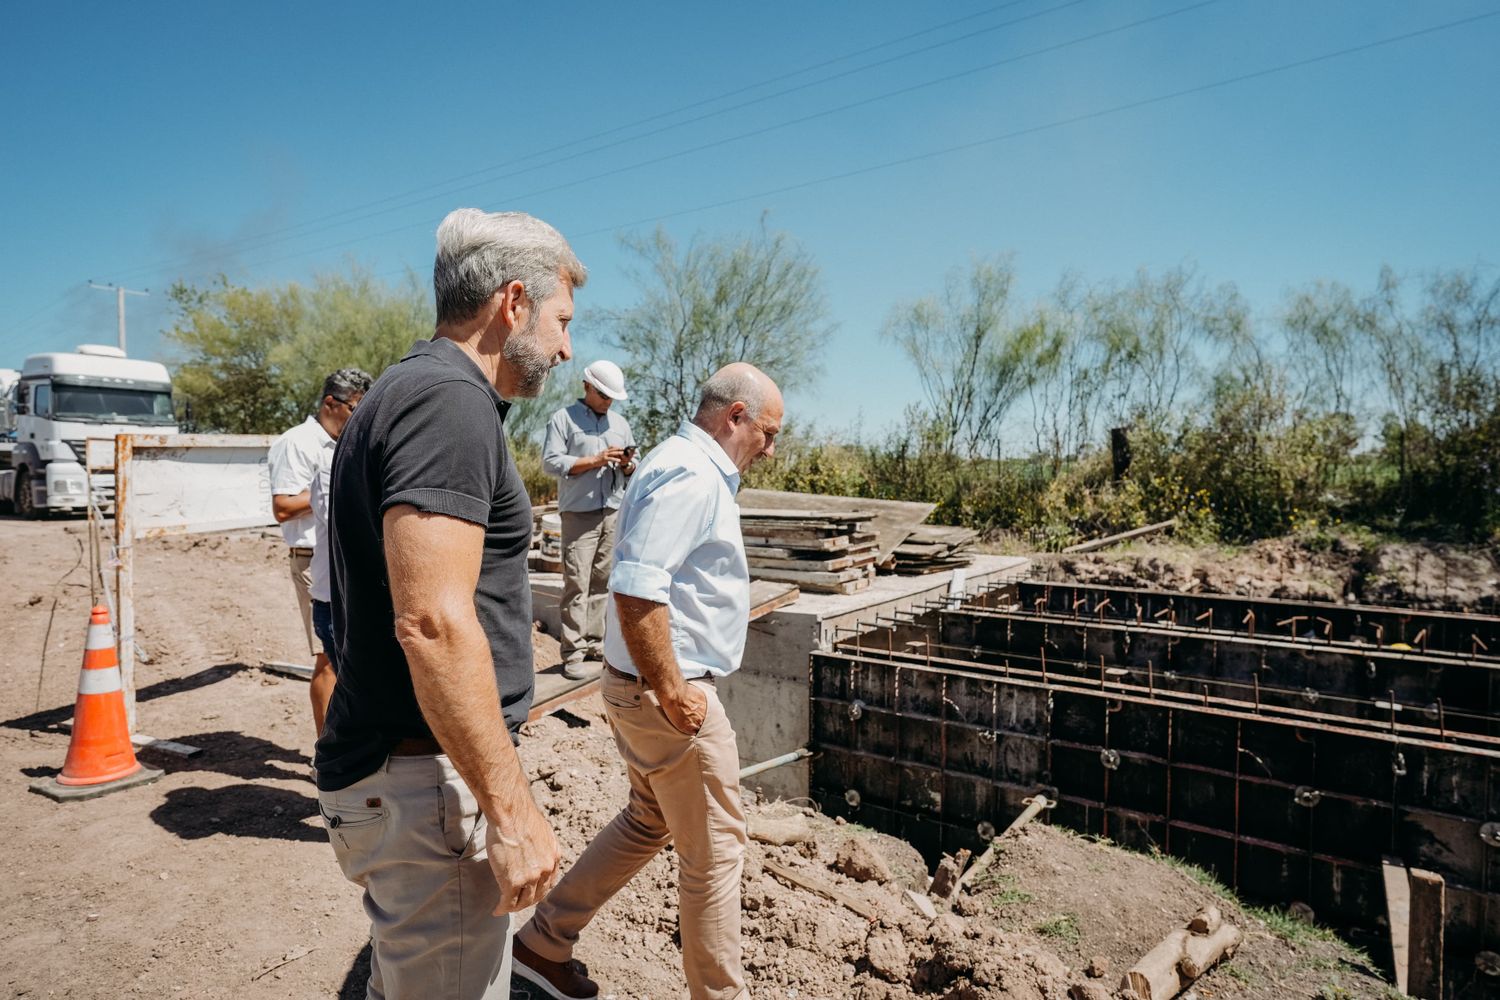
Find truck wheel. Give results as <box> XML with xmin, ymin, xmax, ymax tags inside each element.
<box><xmin>15</xmin><ymin>469</ymin><xmax>40</xmax><ymax>520</ymax></box>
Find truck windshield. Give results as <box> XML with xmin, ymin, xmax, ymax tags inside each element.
<box><xmin>51</xmin><ymin>385</ymin><xmax>175</xmax><ymax>425</ymax></box>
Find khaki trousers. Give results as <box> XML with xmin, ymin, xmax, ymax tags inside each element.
<box><xmin>288</xmin><ymin>548</ymin><xmax>318</xmax><ymax>656</ymax></box>
<box><xmin>319</xmin><ymin>754</ymin><xmax>512</xmax><ymax>999</ymax></box>
<box><xmin>518</xmin><ymin>672</ymin><xmax>749</xmax><ymax>999</ymax></box>
<box><xmin>559</xmin><ymin>508</ymin><xmax>617</xmax><ymax>662</ymax></box>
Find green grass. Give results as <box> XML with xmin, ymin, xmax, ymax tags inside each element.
<box><xmin>1249</xmin><ymin>905</ymin><xmax>1345</xmax><ymax>948</ymax></box>
<box><xmin>993</xmin><ymin>887</ymin><xmax>1035</xmax><ymax>908</ymax></box>
<box><xmin>1034</xmin><ymin>913</ymin><xmax>1082</xmax><ymax>944</ymax></box>
<box><xmin>1147</xmin><ymin>848</ymin><xmax>1234</xmax><ymax>896</ymax></box>
<box><xmin>1219</xmin><ymin>962</ymin><xmax>1254</xmax><ymax>986</ymax></box>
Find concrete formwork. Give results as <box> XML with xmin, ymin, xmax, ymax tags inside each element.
<box><xmin>807</xmin><ymin>585</ymin><xmax>1500</xmax><ymax>991</ymax></box>
<box><xmin>1002</xmin><ymin>580</ymin><xmax>1500</xmax><ymax>658</ymax></box>
<box><xmin>719</xmin><ymin>554</ymin><xmax>1029</xmax><ymax>800</ymax></box>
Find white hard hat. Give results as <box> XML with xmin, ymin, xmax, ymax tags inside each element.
<box><xmin>583</xmin><ymin>359</ymin><xmax>628</xmax><ymax>401</ymax></box>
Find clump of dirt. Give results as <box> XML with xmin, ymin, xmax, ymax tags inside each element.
<box><xmin>1040</xmin><ymin>532</ymin><xmax>1500</xmax><ymax>611</ymax></box>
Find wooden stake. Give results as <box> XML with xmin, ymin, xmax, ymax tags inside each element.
<box><xmin>1408</xmin><ymin>868</ymin><xmax>1445</xmax><ymax>1000</ymax></box>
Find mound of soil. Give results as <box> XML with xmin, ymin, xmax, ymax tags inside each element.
<box><xmin>1041</xmin><ymin>532</ymin><xmax>1500</xmax><ymax>611</ymax></box>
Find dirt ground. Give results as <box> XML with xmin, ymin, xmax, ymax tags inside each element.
<box><xmin>0</xmin><ymin>517</ymin><xmax>1404</xmax><ymax>999</ymax></box>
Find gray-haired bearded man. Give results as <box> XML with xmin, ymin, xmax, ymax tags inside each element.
<box><xmin>315</xmin><ymin>208</ymin><xmax>585</xmax><ymax>999</ymax></box>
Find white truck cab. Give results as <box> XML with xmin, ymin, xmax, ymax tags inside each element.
<box><xmin>0</xmin><ymin>345</ymin><xmax>177</xmax><ymax>518</ymax></box>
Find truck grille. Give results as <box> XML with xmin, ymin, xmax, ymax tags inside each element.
<box><xmin>64</xmin><ymin>439</ymin><xmax>88</xmax><ymax>463</ymax></box>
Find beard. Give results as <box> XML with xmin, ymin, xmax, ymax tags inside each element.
<box><xmin>501</xmin><ymin>311</ymin><xmax>556</xmax><ymax>398</ymax></box>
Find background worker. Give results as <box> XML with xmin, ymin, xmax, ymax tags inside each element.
<box><xmin>267</xmin><ymin>367</ymin><xmax>371</xmax><ymax>736</ymax></box>
<box><xmin>541</xmin><ymin>359</ymin><xmax>636</xmax><ymax>680</ymax></box>
<box><xmin>307</xmin><ymin>452</ymin><xmax>337</xmax><ymax>735</ymax></box>
<box><xmin>514</xmin><ymin>363</ymin><xmax>783</xmax><ymax>1000</ymax></box>
<box><xmin>316</xmin><ymin>208</ymin><xmax>586</xmax><ymax>999</ymax></box>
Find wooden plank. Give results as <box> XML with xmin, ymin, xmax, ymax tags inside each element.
<box><xmin>527</xmin><ymin>677</ymin><xmax>600</xmax><ymax>722</ymax></box>
<box><xmin>907</xmin><ymin>524</ymin><xmax>979</xmax><ymax>545</ymax></box>
<box><xmin>740</xmin><ymin>507</ymin><xmax>874</xmax><ymax>522</ymax></box>
<box><xmin>737</xmin><ymin>488</ymin><xmax>936</xmax><ymax>567</ymax></box>
<box><xmin>749</xmin><ymin>580</ymin><xmax>800</xmax><ymax>620</ymax></box>
<box><xmin>742</xmin><ymin>533</ymin><xmax>849</xmax><ymax>551</ymax></box>
<box><xmin>262</xmin><ymin>660</ymin><xmax>314</xmax><ymax>681</ymax></box>
<box><xmin>762</xmin><ymin>859</ymin><xmax>877</xmax><ymax>922</ymax></box>
<box><xmin>889</xmin><ymin>559</ymin><xmax>972</xmax><ymax>575</ymax></box>
<box><xmin>747</xmin><ymin>553</ymin><xmax>875</xmax><ymax>572</ymax></box>
<box><xmin>741</xmin><ymin>519</ymin><xmax>848</xmax><ymax>532</ymax></box>
<box><xmin>1382</xmin><ymin>858</ymin><xmax>1412</xmax><ymax>993</ymax></box>
<box><xmin>1408</xmin><ymin>867</ymin><xmax>1445</xmax><ymax>999</ymax></box>
<box><xmin>751</xmin><ymin>565</ymin><xmax>869</xmax><ymax>586</ymax></box>
<box><xmin>1061</xmin><ymin>518</ymin><xmax>1177</xmax><ymax>554</ymax></box>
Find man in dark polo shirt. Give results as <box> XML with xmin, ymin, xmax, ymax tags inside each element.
<box><xmin>315</xmin><ymin>208</ymin><xmax>587</xmax><ymax>1000</ymax></box>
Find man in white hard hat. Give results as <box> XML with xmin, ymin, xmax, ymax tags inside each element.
<box><xmin>541</xmin><ymin>359</ymin><xmax>637</xmax><ymax>679</ymax></box>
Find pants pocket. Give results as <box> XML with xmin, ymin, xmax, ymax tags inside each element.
<box><xmin>319</xmin><ymin>797</ymin><xmax>386</xmax><ymax>880</ymax></box>
<box><xmin>601</xmin><ymin>677</ymin><xmax>643</xmax><ymax>712</ymax></box>
<box><xmin>439</xmin><ymin>778</ymin><xmax>483</xmax><ymax>859</ymax></box>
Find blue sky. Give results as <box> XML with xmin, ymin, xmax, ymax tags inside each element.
<box><xmin>3</xmin><ymin>1</ymin><xmax>1497</xmax><ymax>442</ymax></box>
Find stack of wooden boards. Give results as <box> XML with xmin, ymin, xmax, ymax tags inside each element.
<box><xmin>740</xmin><ymin>508</ymin><xmax>878</xmax><ymax>594</ymax></box>
<box><xmin>885</xmin><ymin>524</ymin><xmax>978</xmax><ymax>574</ymax></box>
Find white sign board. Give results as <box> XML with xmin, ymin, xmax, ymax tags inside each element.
<box><xmin>117</xmin><ymin>434</ymin><xmax>278</xmax><ymax>539</ymax></box>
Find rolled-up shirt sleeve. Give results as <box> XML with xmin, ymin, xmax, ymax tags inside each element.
<box><xmin>540</xmin><ymin>410</ymin><xmax>578</xmax><ymax>478</ymax></box>
<box><xmin>609</xmin><ymin>467</ymin><xmax>709</xmax><ymax>604</ymax></box>
<box><xmin>269</xmin><ymin>427</ymin><xmax>317</xmax><ymax>496</ymax></box>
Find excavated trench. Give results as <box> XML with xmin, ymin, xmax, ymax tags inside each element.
<box><xmin>807</xmin><ymin>579</ymin><xmax>1500</xmax><ymax>997</ymax></box>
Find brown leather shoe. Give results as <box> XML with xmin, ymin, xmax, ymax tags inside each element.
<box><xmin>512</xmin><ymin>937</ymin><xmax>599</xmax><ymax>1000</ymax></box>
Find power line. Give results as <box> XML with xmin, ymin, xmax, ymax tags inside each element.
<box><xmin>170</xmin><ymin>0</ymin><xmax>1216</xmax><ymax>280</ymax></box>
<box><xmin>575</xmin><ymin>10</ymin><xmax>1500</xmax><ymax>238</ymax></box>
<box><xmin>104</xmin><ymin>0</ymin><xmax>1086</xmax><ymax>282</ymax></box>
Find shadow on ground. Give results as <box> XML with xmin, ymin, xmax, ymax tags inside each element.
<box><xmin>1</xmin><ymin>662</ymin><xmax>252</xmax><ymax>731</ymax></box>
<box><xmin>142</xmin><ymin>729</ymin><xmax>311</xmax><ymax>782</ymax></box>
<box><xmin>338</xmin><ymin>943</ymin><xmax>372</xmax><ymax>1000</ymax></box>
<box><xmin>150</xmin><ymin>783</ymin><xmax>324</xmax><ymax>842</ymax></box>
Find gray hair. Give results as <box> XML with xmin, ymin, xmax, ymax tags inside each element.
<box><xmin>694</xmin><ymin>367</ymin><xmax>765</xmax><ymax>423</ymax></box>
<box><xmin>433</xmin><ymin>209</ymin><xmax>588</xmax><ymax>325</ymax></box>
<box><xmin>322</xmin><ymin>367</ymin><xmax>373</xmax><ymax>404</ymax></box>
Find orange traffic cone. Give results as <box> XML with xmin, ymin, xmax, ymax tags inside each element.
<box><xmin>59</xmin><ymin>606</ymin><xmax>142</xmax><ymax>785</ymax></box>
<box><xmin>30</xmin><ymin>606</ymin><xmax>162</xmax><ymax>802</ymax></box>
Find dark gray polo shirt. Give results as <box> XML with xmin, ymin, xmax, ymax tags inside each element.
<box><xmin>315</xmin><ymin>337</ymin><xmax>534</xmax><ymax>792</ymax></box>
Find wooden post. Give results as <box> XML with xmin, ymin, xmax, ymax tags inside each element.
<box><xmin>1111</xmin><ymin>427</ymin><xmax>1132</xmax><ymax>480</ymax></box>
<box><xmin>1408</xmin><ymin>868</ymin><xmax>1445</xmax><ymax>1000</ymax></box>
<box><xmin>114</xmin><ymin>434</ymin><xmax>136</xmax><ymax>732</ymax></box>
<box><xmin>1381</xmin><ymin>857</ymin><xmax>1411</xmax><ymax>993</ymax></box>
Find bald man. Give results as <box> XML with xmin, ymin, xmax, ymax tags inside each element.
<box><xmin>514</xmin><ymin>364</ymin><xmax>782</xmax><ymax>1000</ymax></box>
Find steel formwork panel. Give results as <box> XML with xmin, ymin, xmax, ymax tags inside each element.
<box><xmin>938</xmin><ymin>608</ymin><xmax>1500</xmax><ymax>737</ymax></box>
<box><xmin>1000</xmin><ymin>580</ymin><xmax>1500</xmax><ymax>657</ymax></box>
<box><xmin>809</xmin><ymin>636</ymin><xmax>1500</xmax><ymax>963</ymax></box>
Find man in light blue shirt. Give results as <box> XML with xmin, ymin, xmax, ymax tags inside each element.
<box><xmin>515</xmin><ymin>363</ymin><xmax>783</xmax><ymax>1000</ymax></box>
<box><xmin>541</xmin><ymin>360</ymin><xmax>637</xmax><ymax>677</ymax></box>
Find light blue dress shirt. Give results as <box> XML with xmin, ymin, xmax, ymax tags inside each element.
<box><xmin>541</xmin><ymin>399</ymin><xmax>636</xmax><ymax>513</ymax></box>
<box><xmin>603</xmin><ymin>420</ymin><xmax>749</xmax><ymax>680</ymax></box>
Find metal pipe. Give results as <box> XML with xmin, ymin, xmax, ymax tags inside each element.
<box><xmin>739</xmin><ymin>747</ymin><xmax>812</xmax><ymax>780</ymax></box>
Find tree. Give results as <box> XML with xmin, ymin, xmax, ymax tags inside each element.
<box><xmin>603</xmin><ymin>223</ymin><xmax>829</xmax><ymax>443</ymax></box>
<box><xmin>165</xmin><ymin>265</ymin><xmax>432</xmax><ymax>433</ymax></box>
<box><xmin>1282</xmin><ymin>280</ymin><xmax>1360</xmax><ymax>418</ymax></box>
<box><xmin>883</xmin><ymin>256</ymin><xmax>1044</xmax><ymax>458</ymax></box>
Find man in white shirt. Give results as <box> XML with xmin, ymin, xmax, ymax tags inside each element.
<box><xmin>541</xmin><ymin>359</ymin><xmax>637</xmax><ymax>679</ymax></box>
<box><xmin>267</xmin><ymin>367</ymin><xmax>371</xmax><ymax>735</ymax></box>
<box><xmin>514</xmin><ymin>363</ymin><xmax>782</xmax><ymax>1000</ymax></box>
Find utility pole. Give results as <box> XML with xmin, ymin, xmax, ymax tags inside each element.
<box><xmin>88</xmin><ymin>281</ymin><xmax>149</xmax><ymax>354</ymax></box>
